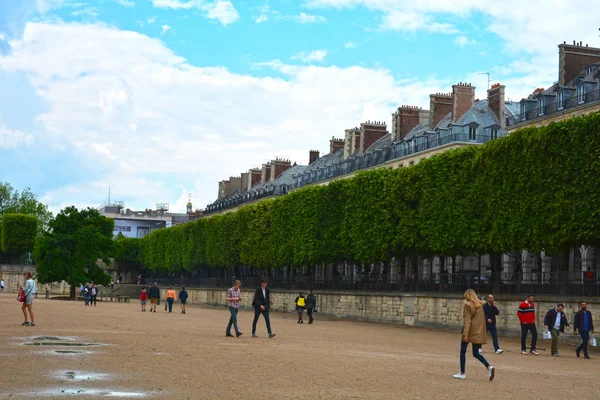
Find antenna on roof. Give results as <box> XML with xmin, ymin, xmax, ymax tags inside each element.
<box><xmin>478</xmin><ymin>72</ymin><xmax>491</xmax><ymax>90</ymax></box>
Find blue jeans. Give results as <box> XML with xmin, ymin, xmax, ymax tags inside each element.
<box><xmin>521</xmin><ymin>323</ymin><xmax>537</xmax><ymax>351</ymax></box>
<box><xmin>577</xmin><ymin>330</ymin><xmax>590</xmax><ymax>357</ymax></box>
<box><xmin>227</xmin><ymin>306</ymin><xmax>240</xmax><ymax>334</ymax></box>
<box><xmin>486</xmin><ymin>323</ymin><xmax>500</xmax><ymax>351</ymax></box>
<box><xmin>460</xmin><ymin>341</ymin><xmax>489</xmax><ymax>374</ymax></box>
<box><xmin>252</xmin><ymin>308</ymin><xmax>272</xmax><ymax>335</ymax></box>
<box><xmin>167</xmin><ymin>298</ymin><xmax>174</xmax><ymax>312</ymax></box>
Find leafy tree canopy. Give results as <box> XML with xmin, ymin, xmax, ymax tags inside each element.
<box><xmin>0</xmin><ymin>182</ymin><xmax>53</xmax><ymax>233</ymax></box>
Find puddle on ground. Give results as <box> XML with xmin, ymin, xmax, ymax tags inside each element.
<box><xmin>22</xmin><ymin>388</ymin><xmax>147</xmax><ymax>397</ymax></box>
<box><xmin>25</xmin><ymin>342</ymin><xmax>101</xmax><ymax>347</ymax></box>
<box><xmin>53</xmin><ymin>370</ymin><xmax>110</xmax><ymax>382</ymax></box>
<box><xmin>152</xmin><ymin>352</ymin><xmax>168</xmax><ymax>355</ymax></box>
<box><xmin>36</xmin><ymin>349</ymin><xmax>96</xmax><ymax>356</ymax></box>
<box><xmin>32</xmin><ymin>336</ymin><xmax>73</xmax><ymax>341</ymax></box>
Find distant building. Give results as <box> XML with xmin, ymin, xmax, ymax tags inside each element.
<box><xmin>99</xmin><ymin>203</ymin><xmax>191</xmax><ymax>238</ymax></box>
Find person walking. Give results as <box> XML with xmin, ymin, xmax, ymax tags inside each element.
<box><xmin>295</xmin><ymin>293</ymin><xmax>306</xmax><ymax>324</ymax></box>
<box><xmin>83</xmin><ymin>284</ymin><xmax>91</xmax><ymax>306</ymax></box>
<box><xmin>574</xmin><ymin>301</ymin><xmax>594</xmax><ymax>359</ymax></box>
<box><xmin>110</xmin><ymin>280</ymin><xmax>115</xmax><ymax>291</ymax></box>
<box><xmin>21</xmin><ymin>272</ymin><xmax>36</xmax><ymax>327</ymax></box>
<box><xmin>179</xmin><ymin>287</ymin><xmax>188</xmax><ymax>314</ymax></box>
<box><xmin>166</xmin><ymin>287</ymin><xmax>176</xmax><ymax>313</ymax></box>
<box><xmin>453</xmin><ymin>289</ymin><xmax>495</xmax><ymax>381</ymax></box>
<box><xmin>90</xmin><ymin>284</ymin><xmax>98</xmax><ymax>306</ymax></box>
<box><xmin>517</xmin><ymin>295</ymin><xmax>538</xmax><ymax>355</ymax></box>
<box><xmin>482</xmin><ymin>294</ymin><xmax>503</xmax><ymax>354</ymax></box>
<box><xmin>1</xmin><ymin>278</ymin><xmax>5</xmax><ymax>293</ymax></box>
<box><xmin>251</xmin><ymin>279</ymin><xmax>276</xmax><ymax>339</ymax></box>
<box><xmin>306</xmin><ymin>290</ymin><xmax>317</xmax><ymax>324</ymax></box>
<box><xmin>226</xmin><ymin>280</ymin><xmax>242</xmax><ymax>337</ymax></box>
<box><xmin>140</xmin><ymin>287</ymin><xmax>147</xmax><ymax>312</ymax></box>
<box><xmin>148</xmin><ymin>282</ymin><xmax>160</xmax><ymax>313</ymax></box>
<box><xmin>118</xmin><ymin>273</ymin><xmax>123</xmax><ymax>284</ymax></box>
<box><xmin>544</xmin><ymin>303</ymin><xmax>570</xmax><ymax>356</ymax></box>
<box><xmin>137</xmin><ymin>274</ymin><xmax>141</xmax><ymax>285</ymax></box>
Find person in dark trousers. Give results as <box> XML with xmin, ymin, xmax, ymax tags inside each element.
<box><xmin>251</xmin><ymin>278</ymin><xmax>276</xmax><ymax>339</ymax></box>
<box><xmin>453</xmin><ymin>289</ymin><xmax>495</xmax><ymax>381</ymax></box>
<box><xmin>179</xmin><ymin>287</ymin><xmax>188</xmax><ymax>314</ymax></box>
<box><xmin>544</xmin><ymin>303</ymin><xmax>570</xmax><ymax>356</ymax></box>
<box><xmin>517</xmin><ymin>295</ymin><xmax>538</xmax><ymax>355</ymax></box>
<box><xmin>295</xmin><ymin>293</ymin><xmax>306</xmax><ymax>324</ymax></box>
<box><xmin>306</xmin><ymin>290</ymin><xmax>317</xmax><ymax>324</ymax></box>
<box><xmin>226</xmin><ymin>280</ymin><xmax>242</xmax><ymax>337</ymax></box>
<box><xmin>148</xmin><ymin>282</ymin><xmax>160</xmax><ymax>313</ymax></box>
<box><xmin>574</xmin><ymin>301</ymin><xmax>594</xmax><ymax>359</ymax></box>
<box><xmin>482</xmin><ymin>294</ymin><xmax>503</xmax><ymax>354</ymax></box>
<box><xmin>90</xmin><ymin>284</ymin><xmax>98</xmax><ymax>306</ymax></box>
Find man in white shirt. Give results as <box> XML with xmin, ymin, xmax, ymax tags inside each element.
<box><xmin>544</xmin><ymin>303</ymin><xmax>570</xmax><ymax>356</ymax></box>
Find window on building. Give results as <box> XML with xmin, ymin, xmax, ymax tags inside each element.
<box><xmin>520</xmin><ymin>103</ymin><xmax>527</xmax><ymax>121</ymax></box>
<box><xmin>469</xmin><ymin>126</ymin><xmax>477</xmax><ymax>141</ymax></box>
<box><xmin>577</xmin><ymin>85</ymin><xmax>585</xmax><ymax>104</ymax></box>
<box><xmin>538</xmin><ymin>97</ymin><xmax>545</xmax><ymax>116</ymax></box>
<box><xmin>557</xmin><ymin>92</ymin><xmax>564</xmax><ymax>110</ymax></box>
<box><xmin>491</xmin><ymin>129</ymin><xmax>498</xmax><ymax>140</ymax></box>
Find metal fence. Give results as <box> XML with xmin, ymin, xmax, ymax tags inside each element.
<box><xmin>141</xmin><ymin>272</ymin><xmax>600</xmax><ymax>297</ymax></box>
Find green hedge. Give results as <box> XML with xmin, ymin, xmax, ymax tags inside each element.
<box><xmin>141</xmin><ymin>111</ymin><xmax>600</xmax><ymax>271</ymax></box>
<box><xmin>0</xmin><ymin>213</ymin><xmax>38</xmax><ymax>255</ymax></box>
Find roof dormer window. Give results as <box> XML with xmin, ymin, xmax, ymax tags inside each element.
<box><xmin>538</xmin><ymin>97</ymin><xmax>545</xmax><ymax>116</ymax></box>
<box><xmin>468</xmin><ymin>126</ymin><xmax>477</xmax><ymax>141</ymax></box>
<box><xmin>557</xmin><ymin>92</ymin><xmax>564</xmax><ymax>110</ymax></box>
<box><xmin>577</xmin><ymin>85</ymin><xmax>585</xmax><ymax>104</ymax></box>
<box><xmin>520</xmin><ymin>103</ymin><xmax>527</xmax><ymax>121</ymax></box>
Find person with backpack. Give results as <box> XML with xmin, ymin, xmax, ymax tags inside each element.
<box><xmin>83</xmin><ymin>284</ymin><xmax>91</xmax><ymax>306</ymax></box>
<box><xmin>148</xmin><ymin>282</ymin><xmax>160</xmax><ymax>313</ymax></box>
<box><xmin>179</xmin><ymin>287</ymin><xmax>188</xmax><ymax>314</ymax></box>
<box><xmin>306</xmin><ymin>290</ymin><xmax>317</xmax><ymax>324</ymax></box>
<box><xmin>295</xmin><ymin>293</ymin><xmax>306</xmax><ymax>324</ymax></box>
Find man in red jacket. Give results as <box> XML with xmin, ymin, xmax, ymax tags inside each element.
<box><xmin>518</xmin><ymin>295</ymin><xmax>538</xmax><ymax>355</ymax></box>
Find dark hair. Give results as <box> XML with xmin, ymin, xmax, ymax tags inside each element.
<box><xmin>308</xmin><ymin>289</ymin><xmax>313</xmax><ymax>293</ymax></box>
<box><xmin>260</xmin><ymin>278</ymin><xmax>268</xmax><ymax>284</ymax></box>
<box><xmin>181</xmin><ymin>287</ymin><xmax>185</xmax><ymax>290</ymax></box>
<box><xmin>528</xmin><ymin>294</ymin><xmax>534</xmax><ymax>298</ymax></box>
<box><xmin>557</xmin><ymin>303</ymin><xmax>564</xmax><ymax>308</ymax></box>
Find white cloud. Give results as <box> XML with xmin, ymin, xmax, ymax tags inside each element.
<box><xmin>161</xmin><ymin>24</ymin><xmax>171</xmax><ymax>35</ymax></box>
<box><xmin>255</xmin><ymin>14</ymin><xmax>268</xmax><ymax>23</ymax></box>
<box><xmin>202</xmin><ymin>0</ymin><xmax>239</xmax><ymax>26</ymax></box>
<box><xmin>291</xmin><ymin>49</ymin><xmax>328</xmax><ymax>63</ymax></box>
<box><xmin>454</xmin><ymin>35</ymin><xmax>474</xmax><ymax>48</ymax></box>
<box><xmin>71</xmin><ymin>7</ymin><xmax>99</xmax><ymax>17</ymax></box>
<box><xmin>1</xmin><ymin>22</ymin><xmax>448</xmax><ymax>211</ymax></box>
<box><xmin>0</xmin><ymin>122</ymin><xmax>34</xmax><ymax>149</ymax></box>
<box><xmin>147</xmin><ymin>17</ymin><xmax>156</xmax><ymax>24</ymax></box>
<box><xmin>289</xmin><ymin>12</ymin><xmax>327</xmax><ymax>24</ymax></box>
<box><xmin>116</xmin><ymin>0</ymin><xmax>136</xmax><ymax>6</ymax></box>
<box><xmin>344</xmin><ymin>41</ymin><xmax>357</xmax><ymax>49</ymax></box>
<box><xmin>150</xmin><ymin>0</ymin><xmax>239</xmax><ymax>26</ymax></box>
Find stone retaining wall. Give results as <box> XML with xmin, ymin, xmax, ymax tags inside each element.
<box><xmin>0</xmin><ymin>265</ymin><xmax>71</xmax><ymax>295</ymax></box>
<box><xmin>159</xmin><ymin>287</ymin><xmax>597</xmax><ymax>338</ymax></box>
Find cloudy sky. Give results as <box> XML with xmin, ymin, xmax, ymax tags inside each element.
<box><xmin>0</xmin><ymin>0</ymin><xmax>598</xmax><ymax>214</ymax></box>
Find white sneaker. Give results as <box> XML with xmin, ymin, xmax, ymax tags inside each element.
<box><xmin>453</xmin><ymin>373</ymin><xmax>466</xmax><ymax>380</ymax></box>
<box><xmin>530</xmin><ymin>350</ymin><xmax>539</xmax><ymax>355</ymax></box>
<box><xmin>496</xmin><ymin>349</ymin><xmax>504</xmax><ymax>354</ymax></box>
<box><xmin>521</xmin><ymin>351</ymin><xmax>528</xmax><ymax>355</ymax></box>
<box><xmin>488</xmin><ymin>366</ymin><xmax>495</xmax><ymax>382</ymax></box>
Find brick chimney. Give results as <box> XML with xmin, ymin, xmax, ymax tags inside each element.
<box><xmin>452</xmin><ymin>82</ymin><xmax>476</xmax><ymax>122</ymax></box>
<box><xmin>344</xmin><ymin>127</ymin><xmax>360</xmax><ymax>159</ymax></box>
<box><xmin>228</xmin><ymin>176</ymin><xmax>242</xmax><ymax>195</ymax></box>
<box><xmin>218</xmin><ymin>180</ymin><xmax>230</xmax><ymax>200</ymax></box>
<box><xmin>248</xmin><ymin>168</ymin><xmax>261</xmax><ymax>190</ymax></box>
<box><xmin>240</xmin><ymin>172</ymin><xmax>249</xmax><ymax>192</ymax></box>
<box><xmin>392</xmin><ymin>105</ymin><xmax>423</xmax><ymax>141</ymax></box>
<box><xmin>487</xmin><ymin>83</ymin><xmax>506</xmax><ymax>129</ymax></box>
<box><xmin>359</xmin><ymin>120</ymin><xmax>387</xmax><ymax>152</ymax></box>
<box><xmin>270</xmin><ymin>158</ymin><xmax>292</xmax><ymax>182</ymax></box>
<box><xmin>429</xmin><ymin>92</ymin><xmax>452</xmax><ymax>130</ymax></box>
<box><xmin>309</xmin><ymin>150</ymin><xmax>320</xmax><ymax>164</ymax></box>
<box><xmin>558</xmin><ymin>41</ymin><xmax>600</xmax><ymax>86</ymax></box>
<box><xmin>329</xmin><ymin>136</ymin><xmax>344</xmax><ymax>153</ymax></box>
<box><xmin>261</xmin><ymin>163</ymin><xmax>271</xmax><ymax>184</ymax></box>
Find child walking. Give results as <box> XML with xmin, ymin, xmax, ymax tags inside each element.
<box><xmin>140</xmin><ymin>287</ymin><xmax>147</xmax><ymax>312</ymax></box>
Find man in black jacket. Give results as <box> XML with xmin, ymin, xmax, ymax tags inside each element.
<box><xmin>251</xmin><ymin>279</ymin><xmax>276</xmax><ymax>338</ymax></box>
<box><xmin>306</xmin><ymin>290</ymin><xmax>317</xmax><ymax>324</ymax></box>
<box><xmin>483</xmin><ymin>294</ymin><xmax>503</xmax><ymax>354</ymax></box>
<box><xmin>574</xmin><ymin>301</ymin><xmax>594</xmax><ymax>359</ymax></box>
<box><xmin>544</xmin><ymin>303</ymin><xmax>570</xmax><ymax>356</ymax></box>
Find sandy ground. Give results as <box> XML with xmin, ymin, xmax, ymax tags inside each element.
<box><xmin>1</xmin><ymin>296</ymin><xmax>600</xmax><ymax>400</ymax></box>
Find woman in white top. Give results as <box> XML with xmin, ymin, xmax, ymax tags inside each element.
<box><xmin>21</xmin><ymin>272</ymin><xmax>36</xmax><ymax>326</ymax></box>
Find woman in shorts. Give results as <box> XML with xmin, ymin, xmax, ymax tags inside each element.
<box><xmin>21</xmin><ymin>272</ymin><xmax>36</xmax><ymax>326</ymax></box>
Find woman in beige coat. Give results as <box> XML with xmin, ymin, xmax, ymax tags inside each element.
<box><xmin>453</xmin><ymin>289</ymin><xmax>495</xmax><ymax>381</ymax></box>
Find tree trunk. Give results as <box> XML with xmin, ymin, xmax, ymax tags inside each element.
<box><xmin>489</xmin><ymin>252</ymin><xmax>502</xmax><ymax>294</ymax></box>
<box><xmin>70</xmin><ymin>285</ymin><xmax>76</xmax><ymax>301</ymax></box>
<box><xmin>557</xmin><ymin>250</ymin><xmax>570</xmax><ymax>295</ymax></box>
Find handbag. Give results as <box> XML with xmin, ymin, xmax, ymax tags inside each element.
<box><xmin>590</xmin><ymin>337</ymin><xmax>597</xmax><ymax>347</ymax></box>
<box><xmin>17</xmin><ymin>288</ymin><xmax>26</xmax><ymax>302</ymax></box>
<box><xmin>542</xmin><ymin>331</ymin><xmax>552</xmax><ymax>340</ymax></box>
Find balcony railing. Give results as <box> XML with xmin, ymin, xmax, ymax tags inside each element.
<box><xmin>509</xmin><ymin>88</ymin><xmax>600</xmax><ymax>127</ymax></box>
